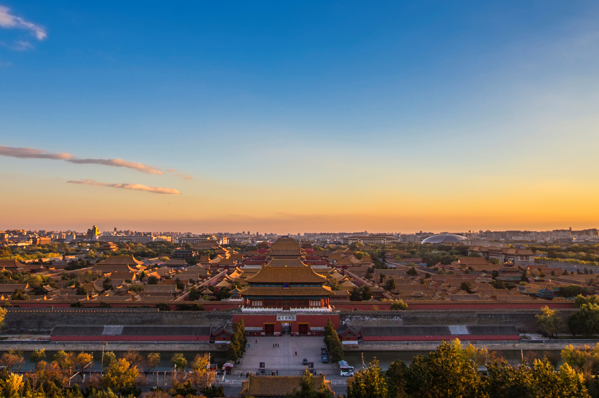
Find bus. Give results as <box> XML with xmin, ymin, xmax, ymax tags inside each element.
<box><xmin>338</xmin><ymin>360</ymin><xmax>354</xmax><ymax>377</ymax></box>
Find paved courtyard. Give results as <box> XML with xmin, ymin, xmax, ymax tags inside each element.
<box><xmin>234</xmin><ymin>335</ymin><xmax>339</xmax><ymax>376</ymax></box>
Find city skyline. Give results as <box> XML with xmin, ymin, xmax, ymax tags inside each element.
<box><xmin>2</xmin><ymin>1</ymin><xmax>599</xmax><ymax>233</ymax></box>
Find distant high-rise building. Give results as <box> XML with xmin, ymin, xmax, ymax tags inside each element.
<box><xmin>86</xmin><ymin>225</ymin><xmax>101</xmax><ymax>240</ymax></box>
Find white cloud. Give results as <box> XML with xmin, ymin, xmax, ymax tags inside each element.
<box><xmin>0</xmin><ymin>5</ymin><xmax>46</xmax><ymax>40</ymax></box>
<box><xmin>0</xmin><ymin>145</ymin><xmax>163</xmax><ymax>174</ymax></box>
<box><xmin>67</xmin><ymin>179</ymin><xmax>180</xmax><ymax>195</ymax></box>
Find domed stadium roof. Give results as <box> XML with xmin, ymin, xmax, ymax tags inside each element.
<box><xmin>422</xmin><ymin>234</ymin><xmax>467</xmax><ymax>244</ymax></box>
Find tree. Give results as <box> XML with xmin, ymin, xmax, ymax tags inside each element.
<box><xmin>102</xmin><ymin>278</ymin><xmax>113</xmax><ymax>291</ymax></box>
<box><xmin>492</xmin><ymin>279</ymin><xmax>506</xmax><ymax>289</ymax></box>
<box><xmin>386</xmin><ymin>360</ymin><xmax>409</xmax><ymax>398</ymax></box>
<box><xmin>145</xmin><ymin>353</ymin><xmax>160</xmax><ymax>373</ymax></box>
<box><xmin>391</xmin><ymin>300</ymin><xmax>408</xmax><ymax>310</ymax></box>
<box><xmin>407</xmin><ymin>267</ymin><xmax>418</xmax><ymax>276</ymax></box>
<box><xmin>289</xmin><ymin>369</ymin><xmax>334</xmax><ymax>398</ymax></box>
<box><xmin>237</xmin><ymin>318</ymin><xmax>248</xmax><ymax>353</ymax></box>
<box><xmin>323</xmin><ymin>318</ymin><xmax>343</xmax><ymax>363</ymax></box>
<box><xmin>536</xmin><ymin>306</ymin><xmax>563</xmax><ymax>338</ymax></box>
<box><xmin>228</xmin><ymin>320</ymin><xmax>247</xmax><ymax>361</ymax></box>
<box><xmin>362</xmin><ymin>286</ymin><xmax>372</xmax><ymax>300</ymax></box>
<box><xmin>10</xmin><ymin>290</ymin><xmax>29</xmax><ymax>300</ymax></box>
<box><xmin>558</xmin><ymin>285</ymin><xmax>585</xmax><ymax>298</ymax></box>
<box><xmin>170</xmin><ymin>353</ymin><xmax>187</xmax><ymax>370</ymax></box>
<box><xmin>156</xmin><ymin>303</ymin><xmax>171</xmax><ymax>311</ymax></box>
<box><xmin>100</xmin><ymin>358</ymin><xmax>140</xmax><ymax>396</ymax></box>
<box><xmin>127</xmin><ymin>284</ymin><xmax>144</xmax><ymax>293</ymax></box>
<box><xmin>103</xmin><ymin>351</ymin><xmax>117</xmax><ymax>368</ymax></box>
<box><xmin>0</xmin><ymin>350</ymin><xmax>24</xmax><ymax>371</ymax></box>
<box><xmin>76</xmin><ymin>286</ymin><xmax>87</xmax><ymax>295</ymax></box>
<box><xmin>0</xmin><ymin>307</ymin><xmax>6</xmax><ymax>329</ymax></box>
<box><xmin>460</xmin><ymin>282</ymin><xmax>472</xmax><ymax>293</ymax></box>
<box><xmin>202</xmin><ymin>384</ymin><xmax>225</xmax><ymax>398</ymax></box>
<box><xmin>575</xmin><ymin>294</ymin><xmax>599</xmax><ymax>308</ymax></box>
<box><xmin>385</xmin><ymin>277</ymin><xmax>396</xmax><ymax>291</ymax></box>
<box><xmin>123</xmin><ymin>350</ymin><xmax>144</xmax><ymax>370</ymax></box>
<box><xmin>189</xmin><ymin>354</ymin><xmax>215</xmax><ymax>391</ymax></box>
<box><xmin>350</xmin><ymin>287</ymin><xmax>363</xmax><ymax>301</ymax></box>
<box><xmin>405</xmin><ymin>340</ymin><xmax>480</xmax><ymax>398</ymax></box>
<box><xmin>148</xmin><ymin>276</ymin><xmax>159</xmax><ymax>284</ymax></box>
<box><xmin>216</xmin><ymin>287</ymin><xmax>231</xmax><ymax>301</ymax></box>
<box><xmin>188</xmin><ymin>287</ymin><xmax>201</xmax><ymax>301</ymax></box>
<box><xmin>30</xmin><ymin>348</ymin><xmax>46</xmax><ymax>363</ymax></box>
<box><xmin>561</xmin><ymin>343</ymin><xmax>599</xmax><ymax>376</ymax></box>
<box><xmin>569</xmin><ymin>303</ymin><xmax>599</xmax><ymax>337</ymax></box>
<box><xmin>346</xmin><ymin>359</ymin><xmax>387</xmax><ymax>398</ymax></box>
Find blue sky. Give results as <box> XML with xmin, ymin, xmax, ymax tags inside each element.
<box><xmin>1</xmin><ymin>1</ymin><xmax>599</xmax><ymax>233</ymax></box>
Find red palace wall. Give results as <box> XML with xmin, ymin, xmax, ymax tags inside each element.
<box><xmin>9</xmin><ymin>302</ymin><xmax>241</xmax><ymax>310</ymax></box>
<box><xmin>333</xmin><ymin>302</ymin><xmax>576</xmax><ymax>311</ymax></box>
<box><xmin>362</xmin><ymin>335</ymin><xmax>520</xmax><ymax>342</ymax></box>
<box><xmin>9</xmin><ymin>301</ymin><xmax>575</xmax><ymax>311</ymax></box>
<box><xmin>50</xmin><ymin>335</ymin><xmax>210</xmax><ymax>342</ymax></box>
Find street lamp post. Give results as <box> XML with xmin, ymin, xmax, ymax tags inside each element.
<box><xmin>101</xmin><ymin>342</ymin><xmax>107</xmax><ymax>375</ymax></box>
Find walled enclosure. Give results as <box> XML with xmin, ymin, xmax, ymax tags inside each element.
<box><xmin>2</xmin><ymin>307</ymin><xmax>576</xmax><ymax>335</ymax></box>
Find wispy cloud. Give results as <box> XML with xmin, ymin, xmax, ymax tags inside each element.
<box><xmin>0</xmin><ymin>145</ymin><xmax>163</xmax><ymax>174</ymax></box>
<box><xmin>13</xmin><ymin>40</ymin><xmax>33</xmax><ymax>51</ymax></box>
<box><xmin>166</xmin><ymin>168</ymin><xmax>192</xmax><ymax>180</ymax></box>
<box><xmin>0</xmin><ymin>145</ymin><xmax>74</xmax><ymax>160</ymax></box>
<box><xmin>0</xmin><ymin>5</ymin><xmax>46</xmax><ymax>40</ymax></box>
<box><xmin>67</xmin><ymin>179</ymin><xmax>180</xmax><ymax>195</ymax></box>
<box><xmin>67</xmin><ymin>158</ymin><xmax>162</xmax><ymax>175</ymax></box>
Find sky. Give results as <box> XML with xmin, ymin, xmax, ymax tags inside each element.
<box><xmin>1</xmin><ymin>1</ymin><xmax>599</xmax><ymax>234</ymax></box>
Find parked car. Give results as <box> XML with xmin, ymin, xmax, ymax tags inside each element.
<box><xmin>321</xmin><ymin>348</ymin><xmax>329</xmax><ymax>363</ymax></box>
<box><xmin>302</xmin><ymin>358</ymin><xmax>309</xmax><ymax>365</ymax></box>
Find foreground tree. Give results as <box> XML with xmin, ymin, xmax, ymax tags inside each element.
<box><xmin>386</xmin><ymin>360</ymin><xmax>409</xmax><ymax>398</ymax></box>
<box><xmin>289</xmin><ymin>369</ymin><xmax>334</xmax><ymax>398</ymax></box>
<box><xmin>100</xmin><ymin>358</ymin><xmax>140</xmax><ymax>396</ymax></box>
<box><xmin>189</xmin><ymin>353</ymin><xmax>214</xmax><ymax>391</ymax></box>
<box><xmin>405</xmin><ymin>340</ymin><xmax>480</xmax><ymax>398</ymax></box>
<box><xmin>346</xmin><ymin>359</ymin><xmax>387</xmax><ymax>398</ymax></box>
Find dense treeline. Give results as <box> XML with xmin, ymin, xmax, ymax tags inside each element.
<box><xmin>530</xmin><ymin>243</ymin><xmax>599</xmax><ymax>263</ymax></box>
<box><xmin>346</xmin><ymin>340</ymin><xmax>589</xmax><ymax>398</ymax></box>
<box><xmin>0</xmin><ymin>349</ymin><xmax>220</xmax><ymax>398</ymax></box>
<box><xmin>536</xmin><ymin>296</ymin><xmax>599</xmax><ymax>338</ymax></box>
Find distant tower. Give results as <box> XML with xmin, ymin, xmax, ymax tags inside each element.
<box><xmin>86</xmin><ymin>225</ymin><xmax>101</xmax><ymax>240</ymax></box>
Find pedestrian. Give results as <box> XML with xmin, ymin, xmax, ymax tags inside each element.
<box><xmin>256</xmin><ymin>339</ymin><xmax>257</xmax><ymax>343</ymax></box>
<box><xmin>276</xmin><ymin>370</ymin><xmax>278</xmax><ymax>375</ymax></box>
<box><xmin>295</xmin><ymin>351</ymin><xmax>297</xmax><ymax>356</ymax></box>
